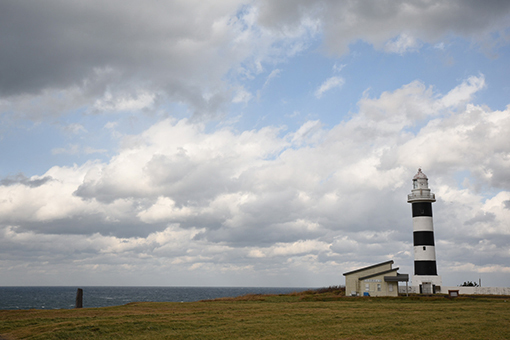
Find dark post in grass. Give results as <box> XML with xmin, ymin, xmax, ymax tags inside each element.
<box><xmin>75</xmin><ymin>288</ymin><xmax>83</xmax><ymax>308</ymax></box>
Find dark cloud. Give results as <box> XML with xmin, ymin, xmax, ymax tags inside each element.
<box><xmin>464</xmin><ymin>212</ymin><xmax>496</xmax><ymax>226</ymax></box>
<box><xmin>0</xmin><ymin>0</ymin><xmax>242</xmax><ymax>118</ymax></box>
<box><xmin>504</xmin><ymin>200</ymin><xmax>510</xmax><ymax>210</ymax></box>
<box><xmin>4</xmin><ymin>0</ymin><xmax>510</xmax><ymax>123</ymax></box>
<box><xmin>13</xmin><ymin>216</ymin><xmax>166</xmax><ymax>238</ymax></box>
<box><xmin>257</xmin><ymin>0</ymin><xmax>510</xmax><ymax>54</ymax></box>
<box><xmin>0</xmin><ymin>173</ymin><xmax>53</xmax><ymax>188</ymax></box>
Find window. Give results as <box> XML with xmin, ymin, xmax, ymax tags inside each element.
<box><xmin>389</xmin><ymin>284</ymin><xmax>393</xmax><ymax>292</ymax></box>
<box><xmin>377</xmin><ymin>284</ymin><xmax>381</xmax><ymax>292</ymax></box>
<box><xmin>365</xmin><ymin>284</ymin><xmax>370</xmax><ymax>291</ymax></box>
<box><xmin>423</xmin><ymin>246</ymin><xmax>426</xmax><ymax>250</ymax></box>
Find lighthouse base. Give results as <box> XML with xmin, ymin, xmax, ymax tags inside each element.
<box><xmin>411</xmin><ymin>275</ymin><xmax>443</xmax><ymax>294</ymax></box>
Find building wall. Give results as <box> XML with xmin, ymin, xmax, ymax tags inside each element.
<box><xmin>345</xmin><ymin>275</ymin><xmax>360</xmax><ymax>296</ymax></box>
<box><xmin>359</xmin><ymin>273</ymin><xmax>399</xmax><ymax>297</ymax></box>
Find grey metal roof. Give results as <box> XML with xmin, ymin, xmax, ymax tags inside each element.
<box><xmin>384</xmin><ymin>274</ymin><xmax>409</xmax><ymax>282</ymax></box>
<box><xmin>358</xmin><ymin>268</ymin><xmax>399</xmax><ymax>280</ymax></box>
<box><xmin>342</xmin><ymin>260</ymin><xmax>394</xmax><ymax>276</ymax></box>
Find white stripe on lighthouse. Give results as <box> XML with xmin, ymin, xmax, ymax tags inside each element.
<box><xmin>414</xmin><ymin>246</ymin><xmax>437</xmax><ymax>261</ymax></box>
<box><xmin>412</xmin><ymin>216</ymin><xmax>434</xmax><ymax>231</ymax></box>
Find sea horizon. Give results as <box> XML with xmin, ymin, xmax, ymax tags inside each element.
<box><xmin>0</xmin><ymin>286</ymin><xmax>313</xmax><ymax>310</ymax></box>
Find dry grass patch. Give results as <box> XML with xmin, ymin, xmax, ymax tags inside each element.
<box><xmin>1</xmin><ymin>293</ymin><xmax>509</xmax><ymax>339</ymax></box>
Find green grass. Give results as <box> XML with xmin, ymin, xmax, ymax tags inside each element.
<box><xmin>1</xmin><ymin>290</ymin><xmax>509</xmax><ymax>339</ymax></box>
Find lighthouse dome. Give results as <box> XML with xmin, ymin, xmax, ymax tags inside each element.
<box><xmin>413</xmin><ymin>168</ymin><xmax>428</xmax><ymax>180</ymax></box>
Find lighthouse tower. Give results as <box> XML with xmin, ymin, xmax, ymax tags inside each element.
<box><xmin>407</xmin><ymin>169</ymin><xmax>442</xmax><ymax>294</ymax></box>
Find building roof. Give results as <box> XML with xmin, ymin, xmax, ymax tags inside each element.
<box><xmin>359</xmin><ymin>268</ymin><xmax>399</xmax><ymax>280</ymax></box>
<box><xmin>384</xmin><ymin>274</ymin><xmax>409</xmax><ymax>282</ymax></box>
<box><xmin>342</xmin><ymin>260</ymin><xmax>394</xmax><ymax>276</ymax></box>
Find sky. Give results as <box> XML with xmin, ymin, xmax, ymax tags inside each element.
<box><xmin>1</xmin><ymin>0</ymin><xmax>510</xmax><ymax>288</ymax></box>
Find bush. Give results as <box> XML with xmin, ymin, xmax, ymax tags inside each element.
<box><xmin>313</xmin><ymin>286</ymin><xmax>345</xmax><ymax>295</ymax></box>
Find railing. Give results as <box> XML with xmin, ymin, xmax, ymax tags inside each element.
<box><xmin>407</xmin><ymin>193</ymin><xmax>435</xmax><ymax>201</ymax></box>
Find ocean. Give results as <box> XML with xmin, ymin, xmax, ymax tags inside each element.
<box><xmin>0</xmin><ymin>286</ymin><xmax>310</xmax><ymax>310</ymax></box>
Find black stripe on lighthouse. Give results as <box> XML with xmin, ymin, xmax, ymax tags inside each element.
<box><xmin>413</xmin><ymin>231</ymin><xmax>435</xmax><ymax>246</ymax></box>
<box><xmin>412</xmin><ymin>202</ymin><xmax>433</xmax><ymax>217</ymax></box>
<box><xmin>412</xmin><ymin>202</ymin><xmax>437</xmax><ymax>275</ymax></box>
<box><xmin>415</xmin><ymin>261</ymin><xmax>438</xmax><ymax>276</ymax></box>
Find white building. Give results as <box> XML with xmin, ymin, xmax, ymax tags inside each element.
<box><xmin>343</xmin><ymin>260</ymin><xmax>409</xmax><ymax>297</ymax></box>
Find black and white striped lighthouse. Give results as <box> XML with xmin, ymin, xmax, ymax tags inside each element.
<box><xmin>407</xmin><ymin>168</ymin><xmax>442</xmax><ymax>293</ymax></box>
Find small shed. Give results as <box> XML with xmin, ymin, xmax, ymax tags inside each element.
<box><xmin>343</xmin><ymin>260</ymin><xmax>409</xmax><ymax>297</ymax></box>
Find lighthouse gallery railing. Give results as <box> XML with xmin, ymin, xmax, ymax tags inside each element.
<box><xmin>407</xmin><ymin>193</ymin><xmax>435</xmax><ymax>201</ymax></box>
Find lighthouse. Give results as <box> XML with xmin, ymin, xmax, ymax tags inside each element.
<box><xmin>407</xmin><ymin>169</ymin><xmax>442</xmax><ymax>294</ymax></box>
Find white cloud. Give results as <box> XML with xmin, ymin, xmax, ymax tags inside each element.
<box><xmin>314</xmin><ymin>76</ymin><xmax>344</xmax><ymax>98</ymax></box>
<box><xmin>439</xmin><ymin>75</ymin><xmax>486</xmax><ymax>108</ymax></box>
<box><xmin>137</xmin><ymin>197</ymin><xmax>196</xmax><ymax>223</ymax></box>
<box><xmin>1</xmin><ymin>0</ymin><xmax>510</xmax><ymax>289</ymax></box>
<box><xmin>61</xmin><ymin>123</ymin><xmax>87</xmax><ymax>135</ymax></box>
<box><xmin>256</xmin><ymin>69</ymin><xmax>282</xmax><ymax>100</ymax></box>
<box><xmin>266</xmin><ymin>239</ymin><xmax>330</xmax><ymax>257</ymax></box>
<box><xmin>1</xmin><ymin>76</ymin><xmax>510</xmax><ymax>286</ymax></box>
<box><xmin>51</xmin><ymin>145</ymin><xmax>108</xmax><ymax>156</ymax></box>
<box><xmin>84</xmin><ymin>147</ymin><xmax>108</xmax><ymax>155</ymax></box>
<box><xmin>290</xmin><ymin>120</ymin><xmax>324</xmax><ymax>145</ymax></box>
<box><xmin>384</xmin><ymin>33</ymin><xmax>421</xmax><ymax>54</ymax></box>
<box><xmin>263</xmin><ymin>69</ymin><xmax>282</xmax><ymax>87</ymax></box>
<box><xmin>333</xmin><ymin>63</ymin><xmax>346</xmax><ymax>73</ymax></box>
<box><xmin>93</xmin><ymin>90</ymin><xmax>157</xmax><ymax>112</ymax></box>
<box><xmin>52</xmin><ymin>144</ymin><xmax>81</xmax><ymax>155</ymax></box>
<box><xmin>104</xmin><ymin>122</ymin><xmax>118</xmax><ymax>129</ymax></box>
<box><xmin>232</xmin><ymin>87</ymin><xmax>253</xmax><ymax>103</ymax></box>
<box><xmin>434</xmin><ymin>42</ymin><xmax>446</xmax><ymax>50</ymax></box>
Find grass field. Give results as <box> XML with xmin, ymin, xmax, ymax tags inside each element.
<box><xmin>1</xmin><ymin>289</ymin><xmax>509</xmax><ymax>339</ymax></box>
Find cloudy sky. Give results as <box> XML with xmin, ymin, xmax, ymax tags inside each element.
<box><xmin>1</xmin><ymin>0</ymin><xmax>510</xmax><ymax>288</ymax></box>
